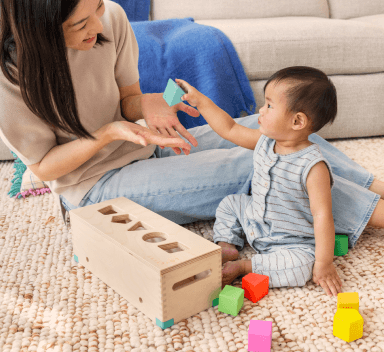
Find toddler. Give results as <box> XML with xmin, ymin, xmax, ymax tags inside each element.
<box><xmin>176</xmin><ymin>66</ymin><xmax>343</xmax><ymax>297</ymax></box>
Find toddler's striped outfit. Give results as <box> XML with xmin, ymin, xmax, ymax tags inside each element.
<box><xmin>213</xmin><ymin>135</ymin><xmax>334</xmax><ymax>288</ymax></box>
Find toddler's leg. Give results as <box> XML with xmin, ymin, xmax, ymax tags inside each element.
<box><xmin>251</xmin><ymin>247</ymin><xmax>316</xmax><ymax>288</ymax></box>
<box><xmin>213</xmin><ymin>194</ymin><xmax>251</xmax><ymax>264</ymax></box>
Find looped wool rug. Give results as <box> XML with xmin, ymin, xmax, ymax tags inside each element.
<box><xmin>0</xmin><ymin>137</ymin><xmax>384</xmax><ymax>352</ymax></box>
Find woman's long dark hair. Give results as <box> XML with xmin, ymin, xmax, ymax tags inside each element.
<box><xmin>0</xmin><ymin>0</ymin><xmax>111</xmax><ymax>140</ymax></box>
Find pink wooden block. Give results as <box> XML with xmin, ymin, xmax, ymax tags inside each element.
<box><xmin>248</xmin><ymin>320</ymin><xmax>272</xmax><ymax>351</ymax></box>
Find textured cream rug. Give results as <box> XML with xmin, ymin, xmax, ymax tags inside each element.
<box><xmin>0</xmin><ymin>137</ymin><xmax>384</xmax><ymax>352</ymax></box>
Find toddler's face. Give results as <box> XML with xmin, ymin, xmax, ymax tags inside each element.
<box><xmin>258</xmin><ymin>81</ymin><xmax>294</xmax><ymax>140</ymax></box>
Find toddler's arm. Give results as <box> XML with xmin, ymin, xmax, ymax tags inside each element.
<box><xmin>175</xmin><ymin>79</ymin><xmax>261</xmax><ymax>150</ymax></box>
<box><xmin>307</xmin><ymin>161</ymin><xmax>343</xmax><ymax>296</ymax></box>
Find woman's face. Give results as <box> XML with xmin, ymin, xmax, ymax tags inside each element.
<box><xmin>62</xmin><ymin>0</ymin><xmax>105</xmax><ymax>50</ymax></box>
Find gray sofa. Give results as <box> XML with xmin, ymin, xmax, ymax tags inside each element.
<box><xmin>150</xmin><ymin>0</ymin><xmax>384</xmax><ymax>140</ymax></box>
<box><xmin>1</xmin><ymin>0</ymin><xmax>383</xmax><ymax>160</ymax></box>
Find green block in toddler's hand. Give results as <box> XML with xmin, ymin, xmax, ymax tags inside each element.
<box><xmin>334</xmin><ymin>235</ymin><xmax>348</xmax><ymax>256</ymax></box>
<box><xmin>163</xmin><ymin>78</ymin><xmax>186</xmax><ymax>106</ymax></box>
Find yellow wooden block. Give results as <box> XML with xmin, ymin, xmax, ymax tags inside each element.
<box><xmin>333</xmin><ymin>308</ymin><xmax>364</xmax><ymax>342</ymax></box>
<box><xmin>69</xmin><ymin>197</ymin><xmax>222</xmax><ymax>327</ymax></box>
<box><xmin>337</xmin><ymin>292</ymin><xmax>359</xmax><ymax>310</ymax></box>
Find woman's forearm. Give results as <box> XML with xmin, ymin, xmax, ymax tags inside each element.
<box><xmin>120</xmin><ymin>94</ymin><xmax>144</xmax><ymax>122</ymax></box>
<box><xmin>37</xmin><ymin>124</ymin><xmax>114</xmax><ymax>181</ymax></box>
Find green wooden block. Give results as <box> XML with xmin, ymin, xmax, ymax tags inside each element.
<box><xmin>163</xmin><ymin>78</ymin><xmax>186</xmax><ymax>106</ymax></box>
<box><xmin>218</xmin><ymin>285</ymin><xmax>244</xmax><ymax>316</ymax></box>
<box><xmin>334</xmin><ymin>235</ymin><xmax>348</xmax><ymax>256</ymax></box>
<box><xmin>209</xmin><ymin>286</ymin><xmax>221</xmax><ymax>307</ymax></box>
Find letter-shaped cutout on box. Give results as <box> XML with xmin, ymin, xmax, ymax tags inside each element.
<box><xmin>70</xmin><ymin>197</ymin><xmax>222</xmax><ymax>329</ymax></box>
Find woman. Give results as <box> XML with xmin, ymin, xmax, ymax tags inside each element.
<box><xmin>1</xmin><ymin>0</ymin><xmax>383</xmax><ymax>234</ymax></box>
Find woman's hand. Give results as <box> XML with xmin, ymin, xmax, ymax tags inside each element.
<box><xmin>312</xmin><ymin>261</ymin><xmax>343</xmax><ymax>297</ymax></box>
<box><xmin>140</xmin><ymin>92</ymin><xmax>200</xmax><ymax>155</ymax></box>
<box><xmin>109</xmin><ymin>120</ymin><xmax>192</xmax><ymax>154</ymax></box>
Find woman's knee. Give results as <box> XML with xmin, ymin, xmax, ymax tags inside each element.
<box><xmin>60</xmin><ymin>195</ymin><xmax>76</xmax><ymax>212</ymax></box>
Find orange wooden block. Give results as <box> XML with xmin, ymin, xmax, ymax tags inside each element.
<box><xmin>242</xmin><ymin>273</ymin><xmax>269</xmax><ymax>303</ymax></box>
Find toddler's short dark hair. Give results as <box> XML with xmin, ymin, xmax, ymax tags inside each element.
<box><xmin>264</xmin><ymin>66</ymin><xmax>337</xmax><ymax>133</ymax></box>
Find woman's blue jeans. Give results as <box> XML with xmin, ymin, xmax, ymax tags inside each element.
<box><xmin>60</xmin><ymin>114</ymin><xmax>380</xmax><ymax>246</ymax></box>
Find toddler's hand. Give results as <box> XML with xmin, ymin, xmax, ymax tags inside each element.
<box><xmin>312</xmin><ymin>261</ymin><xmax>343</xmax><ymax>297</ymax></box>
<box><xmin>175</xmin><ymin>79</ymin><xmax>205</xmax><ymax>108</ymax></box>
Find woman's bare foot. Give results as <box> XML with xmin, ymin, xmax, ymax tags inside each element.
<box><xmin>222</xmin><ymin>260</ymin><xmax>244</xmax><ymax>288</ymax></box>
<box><xmin>367</xmin><ymin>199</ymin><xmax>384</xmax><ymax>229</ymax></box>
<box><xmin>369</xmin><ymin>179</ymin><xmax>384</xmax><ymax>199</ymax></box>
<box><xmin>217</xmin><ymin>242</ymin><xmax>239</xmax><ymax>264</ymax></box>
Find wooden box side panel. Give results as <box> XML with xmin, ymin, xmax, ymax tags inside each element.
<box><xmin>71</xmin><ymin>198</ymin><xmax>221</xmax><ymax>271</ymax></box>
<box><xmin>162</xmin><ymin>252</ymin><xmax>222</xmax><ymax>324</ymax></box>
<box><xmin>71</xmin><ymin>215</ymin><xmax>164</xmax><ymax>323</ymax></box>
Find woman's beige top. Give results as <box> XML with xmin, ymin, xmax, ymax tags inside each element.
<box><xmin>0</xmin><ymin>0</ymin><xmax>156</xmax><ymax>206</ymax></box>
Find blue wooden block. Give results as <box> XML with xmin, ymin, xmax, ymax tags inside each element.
<box><xmin>156</xmin><ymin>317</ymin><xmax>174</xmax><ymax>329</ymax></box>
<box><xmin>163</xmin><ymin>78</ymin><xmax>186</xmax><ymax>106</ymax></box>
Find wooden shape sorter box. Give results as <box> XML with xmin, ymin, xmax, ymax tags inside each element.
<box><xmin>70</xmin><ymin>197</ymin><xmax>222</xmax><ymax>329</ymax></box>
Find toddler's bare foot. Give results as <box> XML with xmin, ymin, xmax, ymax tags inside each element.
<box><xmin>217</xmin><ymin>242</ymin><xmax>239</xmax><ymax>264</ymax></box>
<box><xmin>222</xmin><ymin>261</ymin><xmax>244</xmax><ymax>288</ymax></box>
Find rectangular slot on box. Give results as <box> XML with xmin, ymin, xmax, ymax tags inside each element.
<box><xmin>173</xmin><ymin>269</ymin><xmax>212</xmax><ymax>291</ymax></box>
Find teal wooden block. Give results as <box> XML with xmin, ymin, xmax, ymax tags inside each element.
<box><xmin>156</xmin><ymin>317</ymin><xmax>174</xmax><ymax>329</ymax></box>
<box><xmin>74</xmin><ymin>254</ymin><xmax>79</xmax><ymax>263</ymax></box>
<box><xmin>163</xmin><ymin>78</ymin><xmax>186</xmax><ymax>106</ymax></box>
<box><xmin>218</xmin><ymin>285</ymin><xmax>244</xmax><ymax>316</ymax></box>
<box><xmin>334</xmin><ymin>235</ymin><xmax>348</xmax><ymax>256</ymax></box>
<box><xmin>210</xmin><ymin>286</ymin><xmax>221</xmax><ymax>307</ymax></box>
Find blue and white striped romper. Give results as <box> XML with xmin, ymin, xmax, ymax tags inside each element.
<box><xmin>213</xmin><ymin>134</ymin><xmax>334</xmax><ymax>288</ymax></box>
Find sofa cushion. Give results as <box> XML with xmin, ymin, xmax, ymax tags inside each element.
<box><xmin>350</xmin><ymin>14</ymin><xmax>384</xmax><ymax>30</ymax></box>
<box><xmin>195</xmin><ymin>17</ymin><xmax>384</xmax><ymax>80</ymax></box>
<box><xmin>150</xmin><ymin>0</ymin><xmax>329</xmax><ymax>21</ymax></box>
<box><xmin>327</xmin><ymin>0</ymin><xmax>384</xmax><ymax>19</ymax></box>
